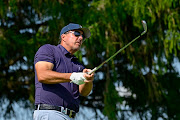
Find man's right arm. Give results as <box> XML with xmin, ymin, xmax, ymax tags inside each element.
<box><xmin>35</xmin><ymin>61</ymin><xmax>72</xmax><ymax>84</ymax></box>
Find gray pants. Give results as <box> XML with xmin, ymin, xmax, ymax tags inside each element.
<box><xmin>33</xmin><ymin>110</ymin><xmax>73</xmax><ymax>120</ymax></box>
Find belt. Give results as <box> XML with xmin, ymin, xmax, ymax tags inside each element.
<box><xmin>35</xmin><ymin>104</ymin><xmax>76</xmax><ymax>118</ymax></box>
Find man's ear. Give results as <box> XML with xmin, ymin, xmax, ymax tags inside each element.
<box><xmin>61</xmin><ymin>34</ymin><xmax>66</xmax><ymax>42</ymax></box>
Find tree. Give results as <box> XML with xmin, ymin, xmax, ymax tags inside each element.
<box><xmin>0</xmin><ymin>0</ymin><xmax>179</xmax><ymax>119</ymax></box>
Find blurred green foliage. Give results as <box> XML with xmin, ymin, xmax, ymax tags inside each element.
<box><xmin>0</xmin><ymin>0</ymin><xmax>179</xmax><ymax>119</ymax></box>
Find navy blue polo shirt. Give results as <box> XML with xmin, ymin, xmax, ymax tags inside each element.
<box><xmin>34</xmin><ymin>44</ymin><xmax>85</xmax><ymax>112</ymax></box>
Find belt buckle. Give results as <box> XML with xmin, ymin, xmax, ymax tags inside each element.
<box><xmin>60</xmin><ymin>106</ymin><xmax>75</xmax><ymax>118</ymax></box>
<box><xmin>61</xmin><ymin>107</ymin><xmax>67</xmax><ymax>114</ymax></box>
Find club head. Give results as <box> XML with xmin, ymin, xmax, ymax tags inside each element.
<box><xmin>141</xmin><ymin>20</ymin><xmax>147</xmax><ymax>34</ymax></box>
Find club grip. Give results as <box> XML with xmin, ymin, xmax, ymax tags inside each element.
<box><xmin>87</xmin><ymin>67</ymin><xmax>97</xmax><ymax>75</ymax></box>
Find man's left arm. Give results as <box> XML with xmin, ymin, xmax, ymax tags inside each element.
<box><xmin>79</xmin><ymin>69</ymin><xmax>94</xmax><ymax>97</ymax></box>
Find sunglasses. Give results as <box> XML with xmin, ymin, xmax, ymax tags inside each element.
<box><xmin>66</xmin><ymin>31</ymin><xmax>85</xmax><ymax>39</ymax></box>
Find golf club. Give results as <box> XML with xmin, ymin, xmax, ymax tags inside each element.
<box><xmin>88</xmin><ymin>20</ymin><xmax>147</xmax><ymax>75</ymax></box>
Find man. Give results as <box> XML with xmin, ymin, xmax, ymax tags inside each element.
<box><xmin>33</xmin><ymin>23</ymin><xmax>94</xmax><ymax>120</ymax></box>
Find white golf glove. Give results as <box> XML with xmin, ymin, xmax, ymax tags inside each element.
<box><xmin>70</xmin><ymin>72</ymin><xmax>86</xmax><ymax>85</ymax></box>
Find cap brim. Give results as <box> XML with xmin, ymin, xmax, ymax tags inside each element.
<box><xmin>79</xmin><ymin>28</ymin><xmax>91</xmax><ymax>39</ymax></box>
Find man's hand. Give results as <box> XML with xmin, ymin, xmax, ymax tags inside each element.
<box><xmin>83</xmin><ymin>69</ymin><xmax>94</xmax><ymax>83</ymax></box>
<box><xmin>70</xmin><ymin>69</ymin><xmax>95</xmax><ymax>85</ymax></box>
<box><xmin>70</xmin><ymin>72</ymin><xmax>86</xmax><ymax>85</ymax></box>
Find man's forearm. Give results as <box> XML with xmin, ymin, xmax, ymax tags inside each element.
<box><xmin>79</xmin><ymin>82</ymin><xmax>93</xmax><ymax>96</ymax></box>
<box><xmin>37</xmin><ymin>70</ymin><xmax>72</xmax><ymax>84</ymax></box>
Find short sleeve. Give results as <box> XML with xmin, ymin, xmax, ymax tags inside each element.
<box><xmin>34</xmin><ymin>44</ymin><xmax>55</xmax><ymax>64</ymax></box>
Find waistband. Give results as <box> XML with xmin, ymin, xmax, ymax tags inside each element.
<box><xmin>35</xmin><ymin>104</ymin><xmax>76</xmax><ymax>118</ymax></box>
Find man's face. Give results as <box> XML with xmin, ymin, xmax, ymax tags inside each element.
<box><xmin>62</xmin><ymin>30</ymin><xmax>84</xmax><ymax>53</ymax></box>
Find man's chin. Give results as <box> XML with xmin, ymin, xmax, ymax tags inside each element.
<box><xmin>73</xmin><ymin>46</ymin><xmax>81</xmax><ymax>51</ymax></box>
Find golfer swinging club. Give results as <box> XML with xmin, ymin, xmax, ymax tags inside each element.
<box><xmin>33</xmin><ymin>23</ymin><xmax>94</xmax><ymax>120</ymax></box>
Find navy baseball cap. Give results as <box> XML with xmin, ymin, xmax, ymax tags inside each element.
<box><xmin>60</xmin><ymin>23</ymin><xmax>91</xmax><ymax>39</ymax></box>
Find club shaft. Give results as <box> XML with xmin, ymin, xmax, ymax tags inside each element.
<box><xmin>88</xmin><ymin>31</ymin><xmax>146</xmax><ymax>75</ymax></box>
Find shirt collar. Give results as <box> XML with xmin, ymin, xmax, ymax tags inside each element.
<box><xmin>57</xmin><ymin>44</ymin><xmax>78</xmax><ymax>60</ymax></box>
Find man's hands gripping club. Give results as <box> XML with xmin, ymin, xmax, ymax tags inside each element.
<box><xmin>70</xmin><ymin>69</ymin><xmax>94</xmax><ymax>85</ymax></box>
